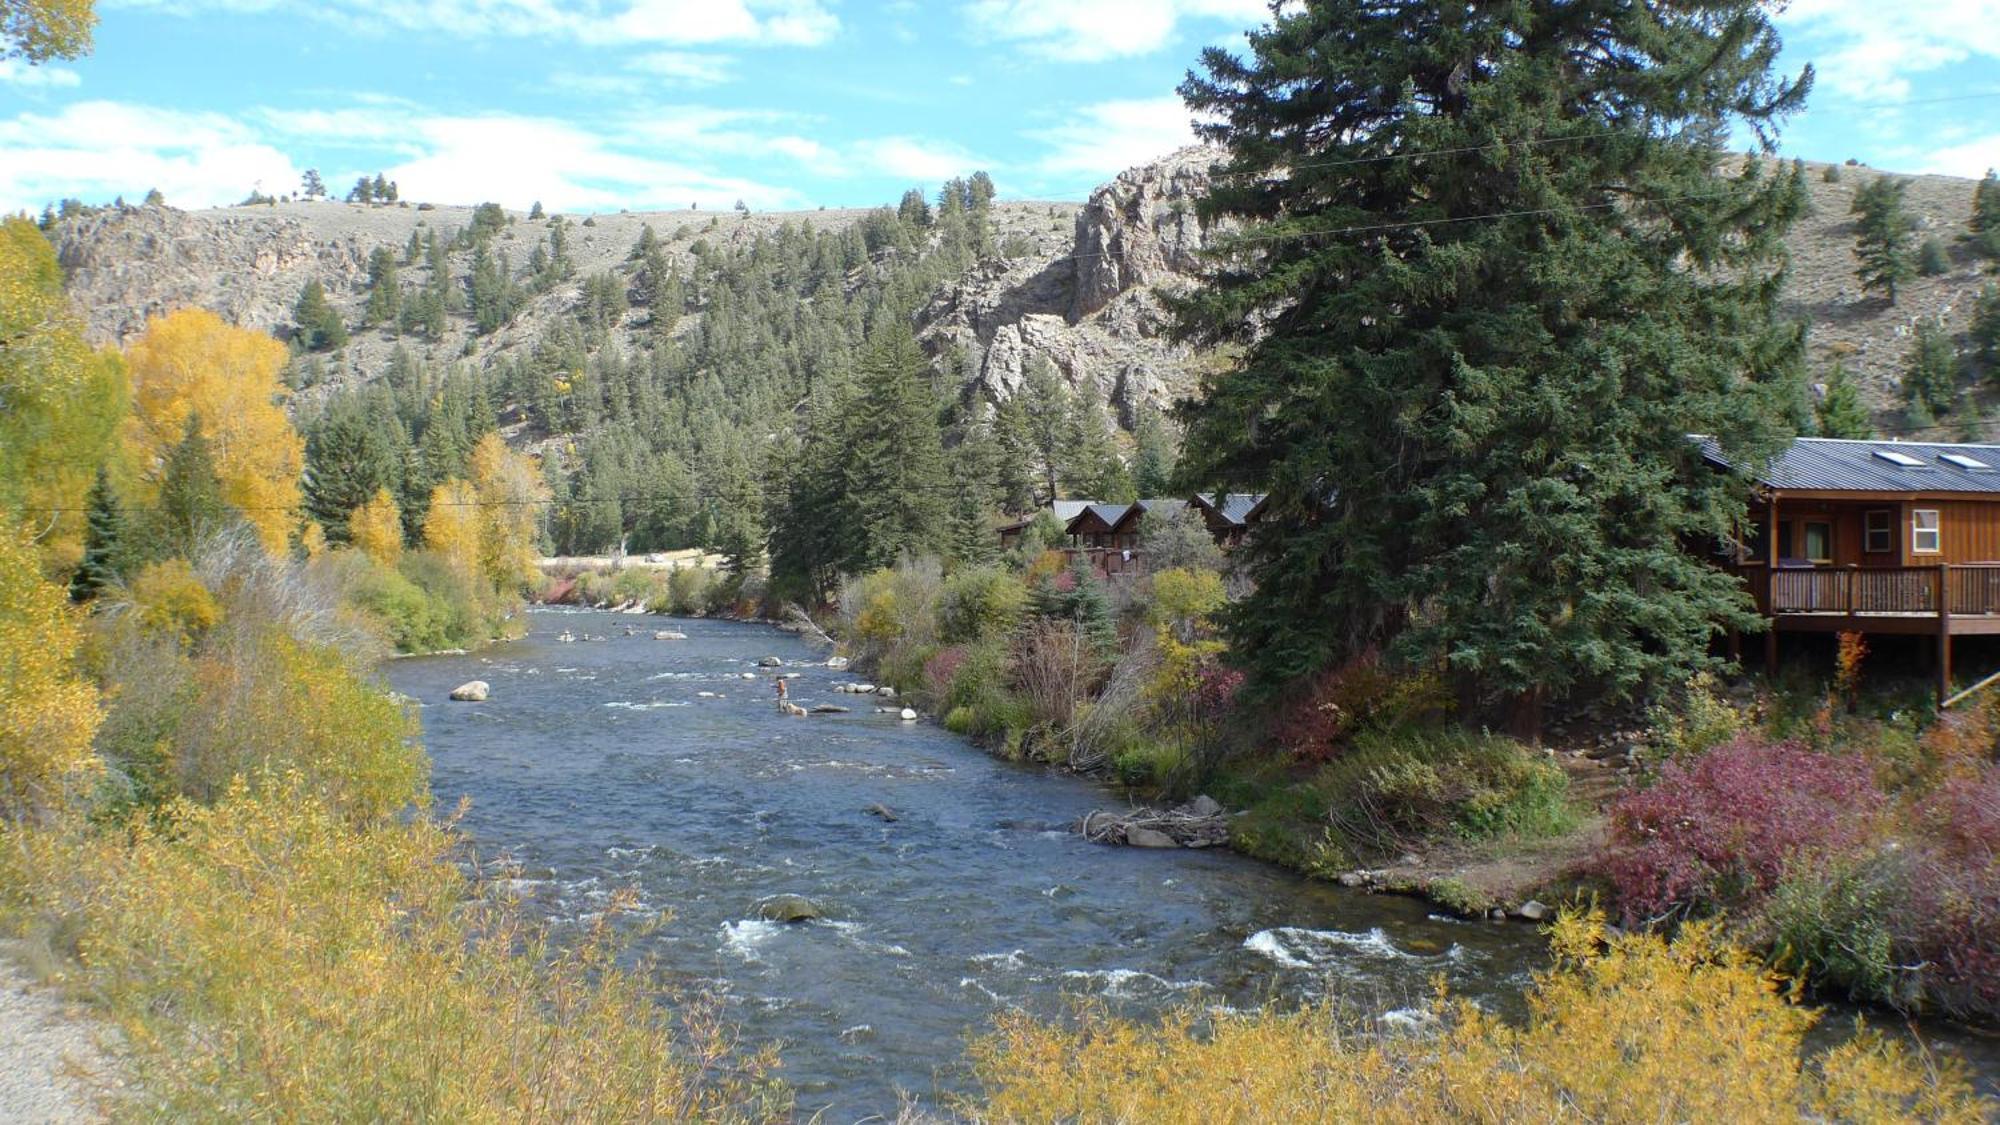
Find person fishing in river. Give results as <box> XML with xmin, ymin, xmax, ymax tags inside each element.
<box><xmin>774</xmin><ymin>676</ymin><xmax>788</xmax><ymax>701</ymax></box>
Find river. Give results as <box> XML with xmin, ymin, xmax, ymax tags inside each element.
<box><xmin>385</xmin><ymin>608</ymin><xmax>1996</xmax><ymax>1118</ymax></box>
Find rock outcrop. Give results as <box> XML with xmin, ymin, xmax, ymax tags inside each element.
<box><xmin>913</xmin><ymin>146</ymin><xmax>1225</xmax><ymax>424</ymax></box>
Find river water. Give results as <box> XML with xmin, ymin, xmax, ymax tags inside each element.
<box><xmin>385</xmin><ymin>608</ymin><xmax>1996</xmax><ymax>1118</ymax></box>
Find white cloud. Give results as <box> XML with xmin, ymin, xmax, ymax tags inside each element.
<box><xmin>0</xmin><ymin>101</ymin><xmax>298</xmax><ymax>211</ymax></box>
<box><xmin>965</xmin><ymin>0</ymin><xmax>1267</xmax><ymax>62</ymax></box>
<box><xmin>1917</xmin><ymin>135</ymin><xmax>2000</xmax><ymax>179</ymax></box>
<box><xmin>0</xmin><ymin>59</ymin><xmax>82</xmax><ymax>89</ymax></box>
<box><xmin>853</xmin><ymin>136</ymin><xmax>987</xmax><ymax>181</ymax></box>
<box><xmin>1779</xmin><ymin>0</ymin><xmax>2000</xmax><ymax>101</ymax></box>
<box><xmin>0</xmin><ymin>97</ymin><xmax>810</xmax><ymax>214</ymax></box>
<box><xmin>104</xmin><ymin>0</ymin><xmax>839</xmax><ymax>47</ymax></box>
<box><xmin>1030</xmin><ymin>95</ymin><xmax>1197</xmax><ymax>181</ymax></box>
<box><xmin>629</xmin><ymin>51</ymin><xmax>734</xmax><ymax>85</ymax></box>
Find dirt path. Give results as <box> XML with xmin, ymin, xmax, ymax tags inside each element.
<box><xmin>0</xmin><ymin>950</ymin><xmax>117</xmax><ymax>1123</ymax></box>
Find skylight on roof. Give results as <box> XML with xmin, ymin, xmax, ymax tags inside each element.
<box><xmin>1941</xmin><ymin>452</ymin><xmax>1993</xmax><ymax>470</ymax></box>
<box><xmin>1873</xmin><ymin>449</ymin><xmax>1925</xmax><ymax>467</ymax></box>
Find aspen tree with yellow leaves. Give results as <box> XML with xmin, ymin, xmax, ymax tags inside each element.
<box><xmin>347</xmin><ymin>488</ymin><xmax>402</xmax><ymax>565</ymax></box>
<box><xmin>123</xmin><ymin>309</ymin><xmax>304</xmax><ymax>556</ymax></box>
<box><xmin>467</xmin><ymin>433</ymin><xmax>546</xmax><ymax>593</ymax></box>
<box><xmin>422</xmin><ymin>478</ymin><xmax>481</xmax><ymax>579</ymax></box>
<box><xmin>0</xmin><ymin>217</ymin><xmax>128</xmax><ymax>572</ymax></box>
<box><xmin>0</xmin><ymin>525</ymin><xmax>102</xmax><ymax>819</ymax></box>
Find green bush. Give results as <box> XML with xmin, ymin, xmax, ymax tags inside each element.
<box><xmin>1764</xmin><ymin>853</ymin><xmax>1906</xmax><ymax>1007</ymax></box>
<box><xmin>664</xmin><ymin>567</ymin><xmax>712</xmax><ymax>615</ymax></box>
<box><xmin>352</xmin><ymin>564</ymin><xmax>455</xmax><ymax>654</ymax></box>
<box><xmin>938</xmin><ymin>567</ymin><xmax>1027</xmax><ymax>644</ymax></box>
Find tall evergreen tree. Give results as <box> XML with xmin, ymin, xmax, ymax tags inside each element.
<box><xmin>363</xmin><ymin>246</ymin><xmax>400</xmax><ymax>328</ymax></box>
<box><xmin>69</xmin><ymin>466</ymin><xmax>127</xmax><ymax>602</ymax></box>
<box><xmin>302</xmin><ymin>392</ymin><xmax>404</xmax><ymax>543</ymax></box>
<box><xmin>292</xmin><ymin>279</ymin><xmax>348</xmax><ymax>350</ymax></box>
<box><xmin>1852</xmin><ymin>176</ymin><xmax>1916</xmax><ymax>304</ymax></box>
<box><xmin>1974</xmin><ymin>284</ymin><xmax>2000</xmax><ymax>371</ymax></box>
<box><xmin>151</xmin><ymin>414</ymin><xmax>227</xmax><ymax>558</ymax></box>
<box><xmin>1131</xmin><ymin>405</ymin><xmax>1178</xmax><ymax>497</ymax></box>
<box><xmin>1971</xmin><ymin>170</ymin><xmax>2000</xmax><ymax>257</ymax></box>
<box><xmin>1065</xmin><ymin>384</ymin><xmax>1134</xmax><ymax>502</ymax></box>
<box><xmin>1174</xmin><ymin>0</ymin><xmax>1810</xmax><ymax>710</ymax></box>
<box><xmin>1017</xmin><ymin>358</ymin><xmax>1073</xmax><ymax>502</ymax></box>
<box><xmin>1815</xmin><ymin>363</ymin><xmax>1872</xmax><ymax>438</ymax></box>
<box><xmin>1903</xmin><ymin>318</ymin><xmax>1962</xmax><ymax>422</ymax></box>
<box><xmin>840</xmin><ymin>325</ymin><xmax>949</xmax><ymax>571</ymax></box>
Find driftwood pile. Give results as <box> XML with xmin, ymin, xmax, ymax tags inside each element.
<box><xmin>1079</xmin><ymin>796</ymin><xmax>1229</xmax><ymax>849</ymax></box>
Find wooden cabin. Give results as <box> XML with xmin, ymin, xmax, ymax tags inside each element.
<box><xmin>1189</xmin><ymin>493</ymin><xmax>1267</xmax><ymax>546</ymax></box>
<box><xmin>1705</xmin><ymin>437</ymin><xmax>2000</xmax><ymax>701</ymax></box>
<box><xmin>996</xmin><ymin>500</ymin><xmax>1092</xmax><ymax>551</ymax></box>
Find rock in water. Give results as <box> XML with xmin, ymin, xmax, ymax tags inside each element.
<box><xmin>449</xmin><ymin>680</ymin><xmax>489</xmax><ymax>702</ymax></box>
<box><xmin>1513</xmin><ymin>900</ymin><xmax>1551</xmax><ymax>922</ymax></box>
<box><xmin>1187</xmin><ymin>794</ymin><xmax>1222</xmax><ymax>818</ymax></box>
<box><xmin>758</xmin><ymin>894</ymin><xmax>823</xmax><ymax>923</ymax></box>
<box><xmin>1125</xmin><ymin>827</ymin><xmax>1179</xmax><ymax>849</ymax></box>
<box><xmin>875</xmin><ymin>685</ymin><xmax>897</xmax><ymax>699</ymax></box>
<box><xmin>653</xmin><ymin>630</ymin><xmax>686</xmax><ymax>640</ymax></box>
<box><xmin>758</xmin><ymin>656</ymin><xmax>783</xmax><ymax>667</ymax></box>
<box><xmin>899</xmin><ymin>707</ymin><xmax>918</xmax><ymax>721</ymax></box>
<box><xmin>865</xmin><ymin>803</ymin><xmax>899</xmax><ymax>822</ymax></box>
<box><xmin>811</xmin><ymin>704</ymin><xmax>851</xmax><ymax>714</ymax></box>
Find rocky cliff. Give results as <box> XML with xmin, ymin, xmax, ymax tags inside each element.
<box><xmin>43</xmin><ymin>151</ymin><xmax>2000</xmax><ymax>432</ymax></box>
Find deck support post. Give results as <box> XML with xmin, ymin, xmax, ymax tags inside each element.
<box><xmin>1938</xmin><ymin>564</ymin><xmax>1953</xmax><ymax>707</ymax></box>
<box><xmin>1764</xmin><ymin>492</ymin><xmax>1781</xmax><ymax>678</ymax></box>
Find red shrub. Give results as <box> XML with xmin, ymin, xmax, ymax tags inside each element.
<box><xmin>924</xmin><ymin>645</ymin><xmax>969</xmax><ymax>701</ymax></box>
<box><xmin>1903</xmin><ymin>768</ymin><xmax>2000</xmax><ymax>1018</ymax></box>
<box><xmin>1604</xmin><ymin>736</ymin><xmax>1884</xmax><ymax>922</ymax></box>
<box><xmin>1269</xmin><ymin>648</ymin><xmax>1451</xmax><ymax>763</ymax></box>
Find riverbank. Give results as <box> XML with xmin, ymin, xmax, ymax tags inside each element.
<box><xmin>0</xmin><ymin>944</ymin><xmax>118</xmax><ymax>1122</ymax></box>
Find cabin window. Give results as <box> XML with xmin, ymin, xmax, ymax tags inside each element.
<box><xmin>1864</xmin><ymin>509</ymin><xmax>1893</xmax><ymax>553</ymax></box>
<box><xmin>1913</xmin><ymin>509</ymin><xmax>1942</xmax><ymax>554</ymax></box>
<box><xmin>1800</xmin><ymin>521</ymin><xmax>1833</xmax><ymax>564</ymax></box>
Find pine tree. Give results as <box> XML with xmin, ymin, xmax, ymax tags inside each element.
<box><xmin>293</xmin><ymin>279</ymin><xmax>348</xmax><ymax>350</ymax></box>
<box><xmin>529</xmin><ymin>201</ymin><xmax>545</xmax><ymax>220</ymax></box>
<box><xmin>69</xmin><ymin>466</ymin><xmax>127</xmax><ymax>602</ymax></box>
<box><xmin>1065</xmin><ymin>384</ymin><xmax>1133</xmax><ymax>501</ymax></box>
<box><xmin>1971</xmin><ymin>170</ymin><xmax>2000</xmax><ymax>257</ymax></box>
<box><xmin>1131</xmin><ymin>405</ymin><xmax>1178</xmax><ymax>497</ymax></box>
<box><xmin>1018</xmin><ymin>358</ymin><xmax>1072</xmax><ymax>502</ymax></box>
<box><xmin>151</xmin><ymin>415</ymin><xmax>227</xmax><ymax>557</ymax></box>
<box><xmin>1903</xmin><ymin>319</ymin><xmax>1961</xmax><ymax>421</ymax></box>
<box><xmin>347</xmin><ymin>177</ymin><xmax>374</xmax><ymax>204</ymax></box>
<box><xmin>1974</xmin><ymin>284</ymin><xmax>2000</xmax><ymax>371</ymax></box>
<box><xmin>1919</xmin><ymin>236</ymin><xmax>1949</xmax><ymax>277</ymax></box>
<box><xmin>1852</xmin><ymin>176</ymin><xmax>1916</xmax><ymax>304</ymax></box>
<box><xmin>840</xmin><ymin>325</ymin><xmax>948</xmax><ymax>571</ymax></box>
<box><xmin>1815</xmin><ymin>363</ymin><xmax>1872</xmax><ymax>438</ymax></box>
<box><xmin>302</xmin><ymin>394</ymin><xmax>402</xmax><ymax>542</ymax></box>
<box><xmin>1174</xmin><ymin>0</ymin><xmax>1809</xmax><ymax>708</ymax></box>
<box><xmin>301</xmin><ymin>169</ymin><xmax>325</xmax><ymax>200</ymax></box>
<box><xmin>363</xmin><ymin>245</ymin><xmax>400</xmax><ymax>327</ymax></box>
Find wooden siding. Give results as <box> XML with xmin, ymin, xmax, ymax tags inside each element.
<box><xmin>1745</xmin><ymin>496</ymin><xmax>2000</xmax><ymax>568</ymax></box>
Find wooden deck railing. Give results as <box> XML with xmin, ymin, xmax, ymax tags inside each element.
<box><xmin>1741</xmin><ymin>564</ymin><xmax>2000</xmax><ymax>617</ymax></box>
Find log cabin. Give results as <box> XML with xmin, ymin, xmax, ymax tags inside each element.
<box><xmin>1189</xmin><ymin>493</ymin><xmax>1267</xmax><ymax>546</ymax></box>
<box><xmin>1704</xmin><ymin>436</ymin><xmax>2000</xmax><ymax>702</ymax></box>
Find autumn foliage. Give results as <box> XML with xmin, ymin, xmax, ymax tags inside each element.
<box><xmin>966</xmin><ymin>911</ymin><xmax>1981</xmax><ymax>1123</ymax></box>
<box><xmin>123</xmin><ymin>308</ymin><xmax>303</xmax><ymax>555</ymax></box>
<box><xmin>0</xmin><ymin>524</ymin><xmax>102</xmax><ymax>818</ymax></box>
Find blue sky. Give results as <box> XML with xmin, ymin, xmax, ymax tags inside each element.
<box><xmin>2</xmin><ymin>0</ymin><xmax>1997</xmax><ymax>216</ymax></box>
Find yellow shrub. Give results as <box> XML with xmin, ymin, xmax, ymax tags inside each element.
<box><xmin>127</xmin><ymin>558</ymin><xmax>221</xmax><ymax>646</ymax></box>
<box><xmin>965</xmin><ymin>910</ymin><xmax>1985</xmax><ymax>1124</ymax></box>
<box><xmin>0</xmin><ymin>778</ymin><xmax>787</xmax><ymax>1122</ymax></box>
<box><xmin>348</xmin><ymin>486</ymin><xmax>403</xmax><ymax>565</ymax></box>
<box><xmin>1147</xmin><ymin>567</ymin><xmax>1225</xmax><ymax>638</ymax></box>
<box><xmin>0</xmin><ymin>525</ymin><xmax>102</xmax><ymax>817</ymax></box>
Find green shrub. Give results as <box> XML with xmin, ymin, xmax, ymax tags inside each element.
<box><xmin>1764</xmin><ymin>853</ymin><xmax>1906</xmax><ymax>1007</ymax></box>
<box><xmin>609</xmin><ymin>567</ymin><xmax>666</xmax><ymax>606</ymax></box>
<box><xmin>1109</xmin><ymin>735</ymin><xmax>1189</xmax><ymax>790</ymax></box>
<box><xmin>352</xmin><ymin>563</ymin><xmax>455</xmax><ymax>654</ymax></box>
<box><xmin>665</xmin><ymin>567</ymin><xmax>712</xmax><ymax>615</ymax></box>
<box><xmin>938</xmin><ymin>567</ymin><xmax>1027</xmax><ymax>644</ymax></box>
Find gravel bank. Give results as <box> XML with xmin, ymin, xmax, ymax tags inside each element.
<box><xmin>0</xmin><ymin>951</ymin><xmax>116</xmax><ymax>1123</ymax></box>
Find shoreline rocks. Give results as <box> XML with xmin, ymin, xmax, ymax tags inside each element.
<box><xmin>1079</xmin><ymin>796</ymin><xmax>1231</xmax><ymax>849</ymax></box>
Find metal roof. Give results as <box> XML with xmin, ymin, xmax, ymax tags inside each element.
<box><xmin>1051</xmin><ymin>500</ymin><xmax>1092</xmax><ymax>522</ymax></box>
<box><xmin>1703</xmin><ymin>437</ymin><xmax>2000</xmax><ymax>494</ymax></box>
<box><xmin>1135</xmin><ymin>497</ymin><xmax>1188</xmax><ymax>521</ymax></box>
<box><xmin>1075</xmin><ymin>503</ymin><xmax>1134</xmax><ymax>530</ymax></box>
<box><xmin>1192</xmin><ymin>492</ymin><xmax>1268</xmax><ymax>526</ymax></box>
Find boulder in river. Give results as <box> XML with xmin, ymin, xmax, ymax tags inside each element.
<box><xmin>812</xmin><ymin>704</ymin><xmax>851</xmax><ymax>714</ymax></box>
<box><xmin>654</xmin><ymin>630</ymin><xmax>687</xmax><ymax>641</ymax></box>
<box><xmin>758</xmin><ymin>894</ymin><xmax>824</xmax><ymax>923</ymax></box>
<box><xmin>449</xmin><ymin>680</ymin><xmax>489</xmax><ymax>702</ymax></box>
<box><xmin>758</xmin><ymin>656</ymin><xmax>784</xmax><ymax>668</ymax></box>
<box><xmin>875</xmin><ymin>685</ymin><xmax>897</xmax><ymax>699</ymax></box>
<box><xmin>1187</xmin><ymin>794</ymin><xmax>1222</xmax><ymax>818</ymax></box>
<box><xmin>865</xmin><ymin>803</ymin><xmax>899</xmax><ymax>822</ymax></box>
<box><xmin>1126</xmin><ymin>827</ymin><xmax>1179</xmax><ymax>848</ymax></box>
<box><xmin>899</xmin><ymin>707</ymin><xmax>918</xmax><ymax>721</ymax></box>
<box><xmin>1512</xmin><ymin>899</ymin><xmax>1550</xmax><ymax>922</ymax></box>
